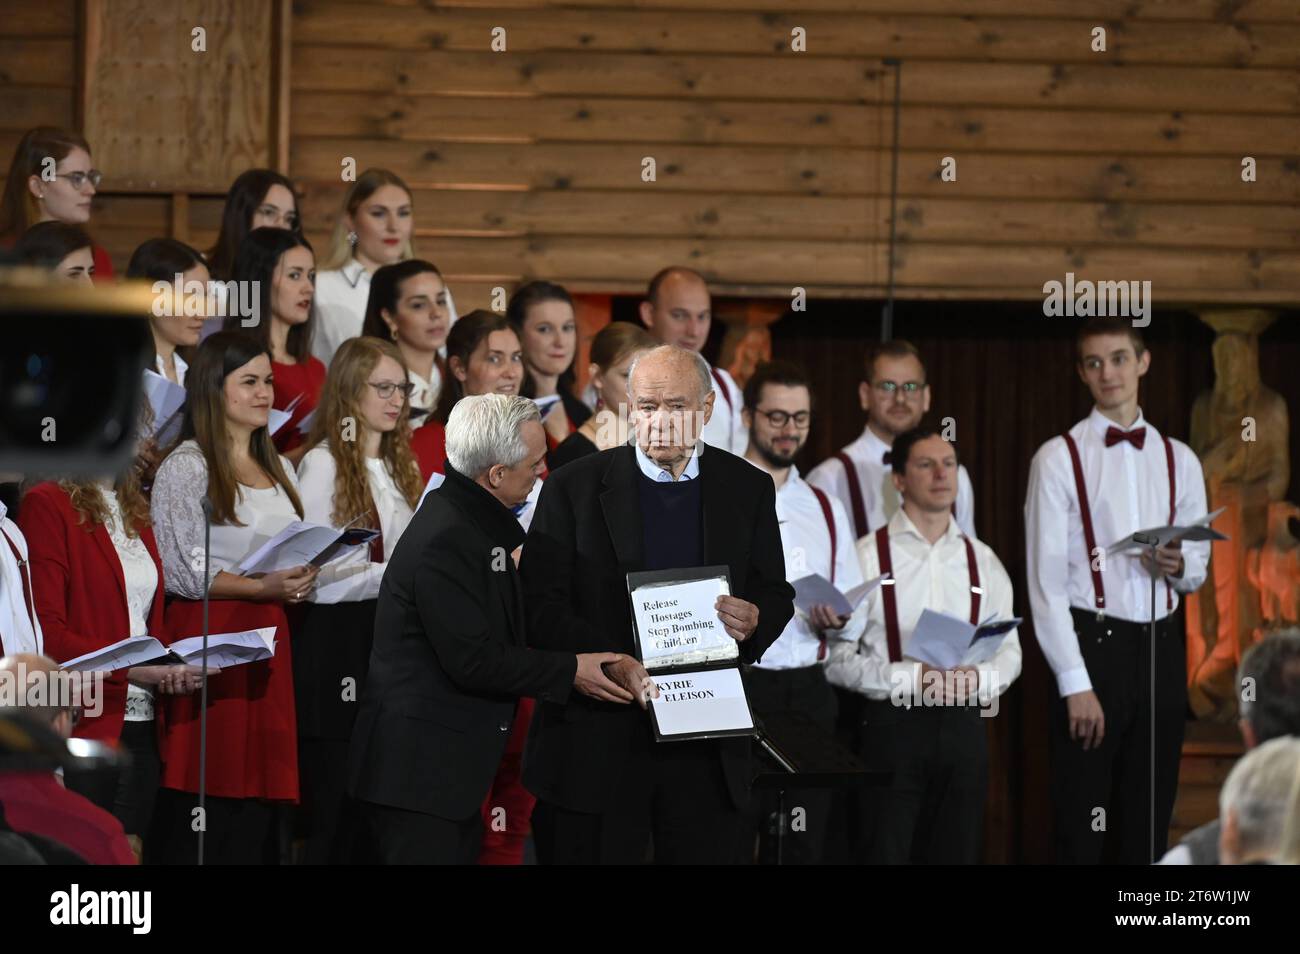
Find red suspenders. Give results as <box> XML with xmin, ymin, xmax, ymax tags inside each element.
<box><xmin>709</xmin><ymin>368</ymin><xmax>733</xmax><ymax>413</ymax></box>
<box><xmin>834</xmin><ymin>452</ymin><xmax>869</xmax><ymax>538</ymax></box>
<box><xmin>810</xmin><ymin>486</ymin><xmax>836</xmax><ymax>661</ymax></box>
<box><xmin>874</xmin><ymin>527</ymin><xmax>981</xmax><ymax>663</ymax></box>
<box><xmin>1</xmin><ymin>524</ymin><xmax>37</xmax><ymax>651</ymax></box>
<box><xmin>1062</xmin><ymin>429</ymin><xmax>1178</xmax><ymax>616</ymax></box>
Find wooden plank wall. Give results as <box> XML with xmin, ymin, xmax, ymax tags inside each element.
<box><xmin>290</xmin><ymin>0</ymin><xmax>1300</xmax><ymax>310</ymax></box>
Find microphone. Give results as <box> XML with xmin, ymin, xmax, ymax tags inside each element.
<box><xmin>197</xmin><ymin>495</ymin><xmax>212</xmax><ymax>866</ymax></box>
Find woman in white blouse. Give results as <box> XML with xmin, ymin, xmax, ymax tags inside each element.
<box><xmin>149</xmin><ymin>331</ymin><xmax>319</xmax><ymax>864</ymax></box>
<box><xmin>294</xmin><ymin>335</ymin><xmax>423</xmax><ymax>863</ymax></box>
<box><xmin>314</xmin><ymin>168</ymin><xmax>459</xmax><ymax>369</ymax></box>
<box><xmin>127</xmin><ymin>237</ymin><xmax>210</xmax><ymax>387</ymax></box>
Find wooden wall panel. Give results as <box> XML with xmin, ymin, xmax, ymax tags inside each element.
<box><xmin>82</xmin><ymin>0</ymin><xmax>273</xmax><ymax>193</ymax></box>
<box><xmin>291</xmin><ymin>1</ymin><xmax>1300</xmax><ymax>304</ymax></box>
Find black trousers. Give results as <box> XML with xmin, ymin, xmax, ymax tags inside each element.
<box><xmin>532</xmin><ymin>739</ymin><xmax>741</xmax><ymax>865</ymax></box>
<box><xmin>856</xmin><ymin>697</ymin><xmax>988</xmax><ymax>864</ymax></box>
<box><xmin>365</xmin><ymin>802</ymin><xmax>482</xmax><ymax>865</ymax></box>
<box><xmin>63</xmin><ymin>719</ymin><xmax>161</xmax><ymax>839</ymax></box>
<box><xmin>1050</xmin><ymin>608</ymin><xmax>1187</xmax><ymax>865</ymax></box>
<box><xmin>146</xmin><ymin>789</ymin><xmax>275</xmax><ymax>865</ymax></box>
<box><xmin>743</xmin><ymin>663</ymin><xmax>838</xmax><ymax>865</ymax></box>
<box><xmin>299</xmin><ymin>738</ymin><xmax>369</xmax><ymax>864</ymax></box>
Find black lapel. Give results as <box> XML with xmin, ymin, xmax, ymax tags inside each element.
<box><xmin>599</xmin><ymin>446</ymin><xmax>644</xmax><ymax>570</ymax></box>
<box><xmin>700</xmin><ymin>446</ymin><xmax>737</xmax><ymax>569</ymax></box>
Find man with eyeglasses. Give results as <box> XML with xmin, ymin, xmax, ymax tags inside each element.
<box><xmin>808</xmin><ymin>339</ymin><xmax>975</xmax><ymax>543</ymax></box>
<box><xmin>1025</xmin><ymin>316</ymin><xmax>1209</xmax><ymax>864</ymax></box>
<box><xmin>738</xmin><ymin>361</ymin><xmax>866</xmax><ymax>864</ymax></box>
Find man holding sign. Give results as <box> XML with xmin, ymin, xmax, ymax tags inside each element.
<box><xmin>826</xmin><ymin>427</ymin><xmax>1021</xmax><ymax>864</ymax></box>
<box><xmin>521</xmin><ymin>345</ymin><xmax>794</xmax><ymax>864</ymax></box>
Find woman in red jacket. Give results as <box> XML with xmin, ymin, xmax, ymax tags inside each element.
<box><xmin>18</xmin><ymin>458</ymin><xmax>206</xmax><ymax>859</ymax></box>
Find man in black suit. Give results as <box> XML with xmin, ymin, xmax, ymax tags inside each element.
<box><xmin>348</xmin><ymin>394</ymin><xmax>635</xmax><ymax>864</ymax></box>
<box><xmin>521</xmin><ymin>345</ymin><xmax>795</xmax><ymax>864</ymax></box>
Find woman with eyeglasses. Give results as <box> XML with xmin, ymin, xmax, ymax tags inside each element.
<box><xmin>313</xmin><ymin>169</ymin><xmax>458</xmax><ymax>369</ymax></box>
<box><xmin>12</xmin><ymin>221</ymin><xmax>97</xmax><ymax>285</ymax></box>
<box><xmin>17</xmin><ymin>437</ymin><xmax>208</xmax><ymax>861</ymax></box>
<box><xmin>206</xmin><ymin>169</ymin><xmax>301</xmax><ymax>282</ymax></box>
<box><xmin>0</xmin><ymin>126</ymin><xmax>114</xmax><ymax>280</ymax></box>
<box><xmin>148</xmin><ymin>331</ymin><xmax>319</xmax><ymax>864</ymax></box>
<box><xmin>293</xmin><ymin>336</ymin><xmax>423</xmax><ymax>863</ymax></box>
<box><xmin>360</xmin><ymin>259</ymin><xmax>452</xmax><ymax>418</ymax></box>
<box><xmin>225</xmin><ymin>228</ymin><xmax>323</xmax><ymax>463</ymax></box>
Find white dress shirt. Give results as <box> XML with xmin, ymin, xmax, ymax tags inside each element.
<box><xmin>808</xmin><ymin>425</ymin><xmax>976</xmax><ymax>541</ymax></box>
<box><xmin>700</xmin><ymin>364</ymin><xmax>748</xmax><ymax>457</ymax></box>
<box><xmin>296</xmin><ymin>445</ymin><xmax>417</xmax><ymax>603</ymax></box>
<box><xmin>155</xmin><ymin>351</ymin><xmax>188</xmax><ymax>387</ymax></box>
<box><xmin>1024</xmin><ymin>407</ymin><xmax>1210</xmax><ymax>697</ymax></box>
<box><xmin>825</xmin><ymin>509</ymin><xmax>1021</xmax><ymax>703</ymax></box>
<box><xmin>634</xmin><ymin>441</ymin><xmax>701</xmax><ymax>482</ymax></box>
<box><xmin>0</xmin><ymin>501</ymin><xmax>42</xmax><ymax>655</ymax></box>
<box><xmin>750</xmin><ymin>464</ymin><xmax>867</xmax><ymax>670</ymax></box>
<box><xmin>312</xmin><ymin>258</ymin><xmax>459</xmax><ymax>370</ymax></box>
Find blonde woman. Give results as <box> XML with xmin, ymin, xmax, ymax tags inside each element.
<box><xmin>294</xmin><ymin>336</ymin><xmax>423</xmax><ymax>863</ymax></box>
<box><xmin>312</xmin><ymin>169</ymin><xmax>457</xmax><ymax>368</ymax></box>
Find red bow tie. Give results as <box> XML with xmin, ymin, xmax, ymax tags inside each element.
<box><xmin>1105</xmin><ymin>425</ymin><xmax>1147</xmax><ymax>450</ymax></box>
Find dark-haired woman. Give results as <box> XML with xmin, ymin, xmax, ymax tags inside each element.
<box><xmin>206</xmin><ymin>169</ymin><xmax>300</xmax><ymax>282</ymax></box>
<box><xmin>507</xmin><ymin>281</ymin><xmax>591</xmax><ymax>450</ymax></box>
<box><xmin>361</xmin><ymin>259</ymin><xmax>452</xmax><ymax>417</ymax></box>
<box><xmin>149</xmin><ymin>331</ymin><xmax>319</xmax><ymax>864</ymax></box>
<box><xmin>13</xmin><ymin>221</ymin><xmax>96</xmax><ymax>284</ymax></box>
<box><xmin>127</xmin><ymin>238</ymin><xmax>210</xmax><ymax>386</ymax></box>
<box><xmin>0</xmin><ymin>126</ymin><xmax>114</xmax><ymax>279</ymax></box>
<box><xmin>226</xmin><ymin>227</ymin><xmax>324</xmax><ymax>462</ymax></box>
<box><xmin>293</xmin><ymin>336</ymin><xmax>422</xmax><ymax>863</ymax></box>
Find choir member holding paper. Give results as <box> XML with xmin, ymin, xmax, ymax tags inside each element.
<box><xmin>826</xmin><ymin>426</ymin><xmax>1021</xmax><ymax>865</ymax></box>
<box><xmin>292</xmin><ymin>336</ymin><xmax>423</xmax><ymax>863</ymax></box>
<box><xmin>17</xmin><ymin>462</ymin><xmax>207</xmax><ymax>859</ymax></box>
<box><xmin>149</xmin><ymin>332</ymin><xmax>318</xmax><ymax>864</ymax></box>
<box><xmin>738</xmin><ymin>361</ymin><xmax>868</xmax><ymax>865</ymax></box>
<box><xmin>1024</xmin><ymin>316</ymin><xmax>1210</xmax><ymax>865</ymax></box>
<box><xmin>226</xmin><ymin>228</ymin><xmax>325</xmax><ymax>463</ymax></box>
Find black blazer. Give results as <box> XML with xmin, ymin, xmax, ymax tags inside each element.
<box><xmin>520</xmin><ymin>443</ymin><xmax>795</xmax><ymax>814</ymax></box>
<box><xmin>347</xmin><ymin>464</ymin><xmax>576</xmax><ymax>821</ymax></box>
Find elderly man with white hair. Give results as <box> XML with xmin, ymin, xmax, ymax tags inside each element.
<box><xmin>347</xmin><ymin>393</ymin><xmax>638</xmax><ymax>864</ymax></box>
<box><xmin>521</xmin><ymin>344</ymin><xmax>795</xmax><ymax>864</ymax></box>
<box><xmin>1218</xmin><ymin>735</ymin><xmax>1300</xmax><ymax>865</ymax></box>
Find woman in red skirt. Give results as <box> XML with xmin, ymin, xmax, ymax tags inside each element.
<box><xmin>149</xmin><ymin>331</ymin><xmax>319</xmax><ymax>864</ymax></box>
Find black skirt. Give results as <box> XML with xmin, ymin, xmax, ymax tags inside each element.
<box><xmin>291</xmin><ymin>599</ymin><xmax>377</xmax><ymax>741</ymax></box>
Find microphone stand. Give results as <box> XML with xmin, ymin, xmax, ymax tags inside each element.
<box><xmin>198</xmin><ymin>496</ymin><xmax>212</xmax><ymax>866</ymax></box>
<box><xmin>1132</xmin><ymin>530</ymin><xmax>1160</xmax><ymax>866</ymax></box>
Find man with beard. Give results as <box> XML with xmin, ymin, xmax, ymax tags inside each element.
<box><xmin>740</xmin><ymin>361</ymin><xmax>867</xmax><ymax>864</ymax></box>
<box><xmin>808</xmin><ymin>339</ymin><xmax>975</xmax><ymax>541</ymax></box>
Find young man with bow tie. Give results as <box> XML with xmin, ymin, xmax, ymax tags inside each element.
<box><xmin>1024</xmin><ymin>316</ymin><xmax>1210</xmax><ymax>864</ymax></box>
